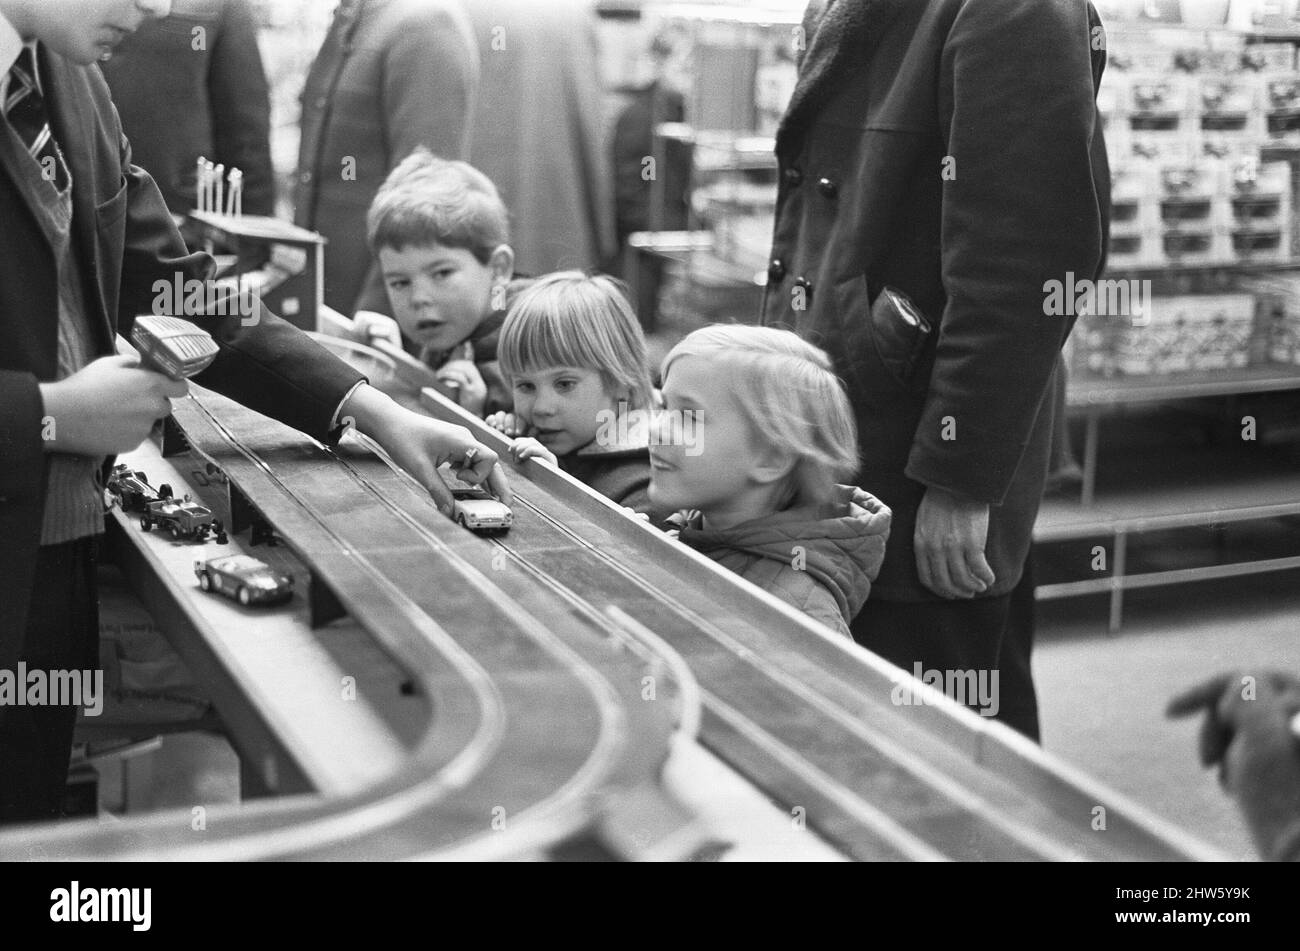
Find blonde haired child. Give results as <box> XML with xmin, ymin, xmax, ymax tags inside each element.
<box><xmin>650</xmin><ymin>324</ymin><xmax>892</xmax><ymax>636</ymax></box>
<box><xmin>489</xmin><ymin>272</ymin><xmax>657</xmax><ymax>513</ymax></box>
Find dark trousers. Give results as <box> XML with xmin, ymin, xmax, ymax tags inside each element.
<box><xmin>0</xmin><ymin>536</ymin><xmax>100</xmax><ymax>825</ymax></box>
<box><xmin>851</xmin><ymin>558</ymin><xmax>1041</xmax><ymax>742</ymax></box>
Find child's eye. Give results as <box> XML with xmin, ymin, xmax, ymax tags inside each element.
<box><xmin>387</xmin><ymin>279</ymin><xmax>410</xmax><ymax>291</ymax></box>
<box><xmin>555</xmin><ymin>379</ymin><xmax>576</xmax><ymax>393</ymax></box>
<box><xmin>432</xmin><ymin>269</ymin><xmax>455</xmax><ymax>280</ymax></box>
<box><xmin>514</xmin><ymin>381</ymin><xmax>535</xmax><ymax>394</ymax></box>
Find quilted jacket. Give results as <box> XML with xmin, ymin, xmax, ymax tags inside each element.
<box><xmin>673</xmin><ymin>486</ymin><xmax>892</xmax><ymax>637</ymax></box>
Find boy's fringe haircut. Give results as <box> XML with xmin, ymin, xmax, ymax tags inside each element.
<box><xmin>499</xmin><ymin>271</ymin><xmax>653</xmax><ymax>412</ymax></box>
<box><xmin>367</xmin><ymin>147</ymin><xmax>509</xmax><ymax>262</ymax></box>
<box><xmin>663</xmin><ymin>324</ymin><xmax>859</xmax><ymax>506</ymax></box>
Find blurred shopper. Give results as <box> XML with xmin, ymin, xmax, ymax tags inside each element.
<box><xmin>761</xmin><ymin>0</ymin><xmax>1111</xmax><ymax>739</ymax></box>
<box><xmin>611</xmin><ymin>32</ymin><xmax>689</xmax><ymax>328</ymax></box>
<box><xmin>100</xmin><ymin>0</ymin><xmax>275</xmax><ymax>217</ymax></box>
<box><xmin>464</xmin><ymin>0</ymin><xmax>616</xmax><ymax>277</ymax></box>
<box><xmin>295</xmin><ymin>0</ymin><xmax>478</xmax><ymax>316</ymax></box>
<box><xmin>1169</xmin><ymin>671</ymin><xmax>1300</xmax><ymax>861</ymax></box>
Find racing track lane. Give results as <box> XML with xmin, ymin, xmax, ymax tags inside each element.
<box><xmin>0</xmin><ymin>388</ymin><xmax>688</xmax><ymax>861</ymax></box>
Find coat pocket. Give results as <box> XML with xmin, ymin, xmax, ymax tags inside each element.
<box><xmin>96</xmin><ymin>181</ymin><xmax>129</xmax><ymax>228</ymax></box>
<box><xmin>837</xmin><ymin>276</ymin><xmax>933</xmax><ymax>400</ymax></box>
<box><xmin>95</xmin><ymin>182</ymin><xmax>129</xmax><ymax>312</ymax></box>
<box><xmin>867</xmin><ymin>285</ymin><xmax>932</xmax><ymax>390</ymax></box>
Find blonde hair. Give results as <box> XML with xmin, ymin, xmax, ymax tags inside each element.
<box><xmin>367</xmin><ymin>147</ymin><xmax>510</xmax><ymax>262</ymax></box>
<box><xmin>499</xmin><ymin>272</ymin><xmax>653</xmax><ymax>411</ymax></box>
<box><xmin>662</xmin><ymin>324</ymin><xmax>858</xmax><ymax>505</ymax></box>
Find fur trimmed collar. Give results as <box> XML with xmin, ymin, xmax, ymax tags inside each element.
<box><xmin>778</xmin><ymin>0</ymin><xmax>912</xmax><ymax>154</ymax></box>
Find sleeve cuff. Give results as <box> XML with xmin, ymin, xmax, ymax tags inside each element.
<box><xmin>328</xmin><ymin>380</ymin><xmax>369</xmax><ymax>438</ymax></box>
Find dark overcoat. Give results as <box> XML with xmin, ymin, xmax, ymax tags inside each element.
<box><xmin>294</xmin><ymin>0</ymin><xmax>479</xmax><ymax>315</ymax></box>
<box><xmin>761</xmin><ymin>0</ymin><xmax>1111</xmax><ymax>600</ymax></box>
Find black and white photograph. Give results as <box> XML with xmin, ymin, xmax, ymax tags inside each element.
<box><xmin>0</xmin><ymin>0</ymin><xmax>1296</xmax><ymax>907</ymax></box>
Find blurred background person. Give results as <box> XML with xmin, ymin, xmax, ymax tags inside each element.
<box><xmin>100</xmin><ymin>0</ymin><xmax>275</xmax><ymax>218</ymax></box>
<box><xmin>294</xmin><ymin>0</ymin><xmax>478</xmax><ymax>317</ymax></box>
<box><xmin>610</xmin><ymin>29</ymin><xmax>690</xmax><ymax>328</ymax></box>
<box><xmin>465</xmin><ymin>0</ymin><xmax>617</xmax><ymax>277</ymax></box>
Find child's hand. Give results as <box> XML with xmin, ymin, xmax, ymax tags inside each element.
<box><xmin>485</xmin><ymin>412</ymin><xmax>529</xmax><ymax>437</ymax></box>
<box><xmin>352</xmin><ymin>310</ymin><xmax>402</xmax><ymax>349</ymax></box>
<box><xmin>436</xmin><ymin>359</ymin><xmax>487</xmax><ymax>417</ymax></box>
<box><xmin>510</xmin><ymin>437</ymin><xmax>558</xmax><ymax>467</ymax></box>
<box><xmin>39</xmin><ymin>355</ymin><xmax>188</xmax><ymax>456</ymax></box>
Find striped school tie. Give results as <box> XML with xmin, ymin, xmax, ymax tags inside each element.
<box><xmin>5</xmin><ymin>46</ymin><xmax>70</xmax><ymax>193</ymax></box>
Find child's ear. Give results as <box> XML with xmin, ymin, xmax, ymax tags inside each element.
<box><xmin>489</xmin><ymin>245</ymin><xmax>515</xmax><ymax>282</ymax></box>
<box><xmin>748</xmin><ymin>445</ymin><xmax>798</xmax><ymax>487</ymax></box>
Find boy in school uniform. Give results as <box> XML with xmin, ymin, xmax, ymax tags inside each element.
<box><xmin>0</xmin><ymin>0</ymin><xmax>508</xmax><ymax>824</ymax></box>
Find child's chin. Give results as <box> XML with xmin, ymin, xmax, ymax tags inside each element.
<box><xmin>647</xmin><ymin>482</ymin><xmax>686</xmax><ymax>511</ymax></box>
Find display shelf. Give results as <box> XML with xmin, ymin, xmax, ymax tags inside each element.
<box><xmin>1036</xmin><ymin>442</ymin><xmax>1300</xmax><ymax>542</ymax></box>
<box><xmin>1034</xmin><ymin>441</ymin><xmax>1300</xmax><ymax>632</ymax></box>
<box><xmin>1064</xmin><ymin>364</ymin><xmax>1300</xmax><ymax>505</ymax></box>
<box><xmin>1069</xmin><ymin>363</ymin><xmax>1300</xmax><ymax>404</ymax></box>
<box><xmin>1104</xmin><ymin>260</ymin><xmax>1300</xmax><ymax>276</ymax></box>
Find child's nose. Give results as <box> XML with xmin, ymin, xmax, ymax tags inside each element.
<box><xmin>410</xmin><ymin>276</ymin><xmax>437</xmax><ymax>304</ymax></box>
<box><xmin>532</xmin><ymin>391</ymin><xmax>557</xmax><ymax>416</ymax></box>
<box><xmin>649</xmin><ymin>407</ymin><xmax>673</xmax><ymax>445</ymax></box>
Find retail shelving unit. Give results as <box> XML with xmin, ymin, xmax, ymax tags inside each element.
<box><xmin>1036</xmin><ymin>8</ymin><xmax>1300</xmax><ymax>630</ymax></box>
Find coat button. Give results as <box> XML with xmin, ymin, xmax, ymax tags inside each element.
<box><xmin>783</xmin><ymin>166</ymin><xmax>803</xmax><ymax>187</ymax></box>
<box><xmin>818</xmin><ymin>177</ymin><xmax>838</xmax><ymax>198</ymax></box>
<box><xmin>768</xmin><ymin>258</ymin><xmax>787</xmax><ymax>284</ymax></box>
<box><xmin>299</xmin><ymin>171</ymin><xmax>313</xmax><ymax>184</ymax></box>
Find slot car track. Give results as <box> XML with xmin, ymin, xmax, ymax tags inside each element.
<box><xmin>0</xmin><ymin>378</ymin><xmax>1228</xmax><ymax>862</ymax></box>
<box><xmin>0</xmin><ymin>387</ymin><xmax>694</xmax><ymax>862</ymax></box>
<box><xmin>415</xmin><ymin>390</ymin><xmax>1229</xmax><ymax>863</ymax></box>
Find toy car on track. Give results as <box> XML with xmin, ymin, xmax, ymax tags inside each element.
<box><xmin>105</xmin><ymin>464</ymin><xmax>172</xmax><ymax>512</ymax></box>
<box><xmin>194</xmin><ymin>555</ymin><xmax>294</xmax><ymax>606</ymax></box>
<box><xmin>141</xmin><ymin>496</ymin><xmax>227</xmax><ymax>543</ymax></box>
<box><xmin>451</xmin><ymin>486</ymin><xmax>513</xmax><ymax>534</ymax></box>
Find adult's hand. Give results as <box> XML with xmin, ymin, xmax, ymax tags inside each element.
<box><xmin>914</xmin><ymin>485</ymin><xmax>995</xmax><ymax>599</ymax></box>
<box><xmin>1168</xmin><ymin>671</ymin><xmax>1300</xmax><ymax>861</ymax></box>
<box><xmin>341</xmin><ymin>383</ymin><xmax>511</xmax><ymax>516</ymax></box>
<box><xmin>39</xmin><ymin>355</ymin><xmax>187</xmax><ymax>456</ymax></box>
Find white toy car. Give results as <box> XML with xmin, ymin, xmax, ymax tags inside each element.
<box><xmin>451</xmin><ymin>486</ymin><xmax>513</xmax><ymax>534</ymax></box>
